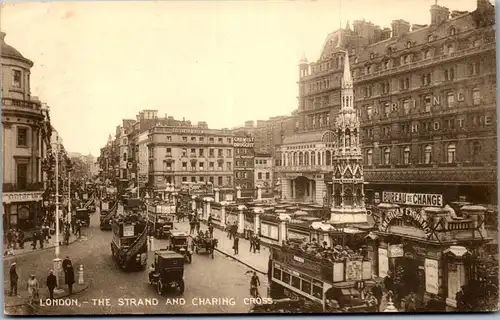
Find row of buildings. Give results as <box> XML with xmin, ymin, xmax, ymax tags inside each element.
<box><xmin>1</xmin><ymin>31</ymin><xmax>67</xmax><ymax>234</ymax></box>
<box><xmin>98</xmin><ymin>0</ymin><xmax>496</xmax><ymax>207</ymax></box>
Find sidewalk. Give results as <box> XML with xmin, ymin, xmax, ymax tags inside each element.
<box><xmin>176</xmin><ymin>221</ymin><xmax>269</xmax><ymax>275</ymax></box>
<box><xmin>4</xmin><ymin>282</ymin><xmax>89</xmax><ymax>309</ymax></box>
<box><xmin>3</xmin><ymin>234</ymin><xmax>82</xmax><ymax>260</ymax></box>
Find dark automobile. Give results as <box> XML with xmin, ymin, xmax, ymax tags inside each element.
<box><xmin>148</xmin><ymin>250</ymin><xmax>185</xmax><ymax>295</ymax></box>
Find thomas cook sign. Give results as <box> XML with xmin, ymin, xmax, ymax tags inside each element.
<box><xmin>379</xmin><ymin>207</ymin><xmax>432</xmax><ymax>237</ymax></box>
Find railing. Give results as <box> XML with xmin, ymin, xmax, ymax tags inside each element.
<box><xmin>446</xmin><ymin>220</ymin><xmax>475</xmax><ymax>231</ymax></box>
<box><xmin>275</xmin><ymin>165</ymin><xmax>335</xmax><ymax>173</ymax></box>
<box><xmin>2</xmin><ymin>98</ymin><xmax>42</xmax><ymax>110</ymax></box>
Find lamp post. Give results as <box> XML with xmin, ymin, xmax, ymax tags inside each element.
<box><xmin>144</xmin><ymin>193</ymin><xmax>153</xmax><ymax>251</ymax></box>
<box><xmin>51</xmin><ymin>140</ymin><xmax>64</xmax><ymax>294</ymax></box>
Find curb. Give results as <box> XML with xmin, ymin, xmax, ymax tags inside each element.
<box><xmin>3</xmin><ymin>237</ymin><xmax>81</xmax><ymax>261</ymax></box>
<box><xmin>188</xmin><ymin>235</ymin><xmax>267</xmax><ymax>275</ymax></box>
<box><xmin>5</xmin><ymin>282</ymin><xmax>91</xmax><ymax>309</ymax></box>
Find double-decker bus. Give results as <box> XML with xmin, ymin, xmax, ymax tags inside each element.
<box><xmin>268</xmin><ymin>244</ymin><xmax>377</xmax><ymax>313</ymax></box>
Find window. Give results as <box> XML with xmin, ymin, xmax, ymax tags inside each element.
<box><xmin>17</xmin><ymin>163</ymin><xmax>28</xmax><ymax>189</ymax></box>
<box><xmin>472</xmin><ymin>88</ymin><xmax>481</xmax><ymax>106</ymax></box>
<box><xmin>182</xmin><ymin>136</ymin><xmax>187</xmax><ymax>142</ymax></box>
<box><xmin>383</xmin><ymin>102</ymin><xmax>390</xmax><ymax>117</ymax></box>
<box><xmin>191</xmin><ymin>137</ymin><xmax>196</xmax><ymax>142</ymax></box>
<box><xmin>472</xmin><ymin>141</ymin><xmax>481</xmax><ymax>162</ymax></box>
<box><xmin>227</xmin><ymin>138</ymin><xmax>232</xmax><ymax>143</ymax></box>
<box><xmin>291</xmin><ymin>276</ymin><xmax>301</xmax><ymax>289</ymax></box>
<box><xmin>218</xmin><ymin>138</ymin><xmax>223</xmax><ymax>143</ymax></box>
<box><xmin>166</xmin><ymin>148</ymin><xmax>171</xmax><ymax>155</ymax></box>
<box><xmin>123</xmin><ymin>153</ymin><xmax>127</xmax><ymax>161</ymax></box>
<box><xmin>199</xmin><ymin>177</ymin><xmax>205</xmax><ymax>182</ymax></box>
<box><xmin>199</xmin><ymin>162</ymin><xmax>204</xmax><ymax>169</ymax></box>
<box><xmin>424</xmin><ymin>50</ymin><xmax>431</xmax><ymax>59</ymax></box>
<box><xmin>17</xmin><ymin>127</ymin><xmax>28</xmax><ymax>147</ymax></box>
<box><xmin>427</xmin><ymin>35</ymin><xmax>433</xmax><ymax>42</ymax></box>
<box><xmin>258</xmin><ymin>172</ymin><xmax>262</xmax><ymax>179</ymax></box>
<box><xmin>447</xmin><ymin>143</ymin><xmax>456</xmax><ymax>163</ymax></box>
<box><xmin>424</xmin><ymin>95</ymin><xmax>432</xmax><ymax>112</ymax></box>
<box><xmin>235</xmin><ymin>172</ymin><xmax>240</xmax><ymax>179</ymax></box>
<box><xmin>227</xmin><ymin>176</ymin><xmax>232</xmax><ymax>185</ymax></box>
<box><xmin>181</xmin><ymin>148</ymin><xmax>187</xmax><ymax>156</ymax></box>
<box><xmin>449</xmin><ymin>27</ymin><xmax>456</xmax><ymax>36</ymax></box>
<box><xmin>209</xmin><ymin>149</ymin><xmax>215</xmax><ymax>157</ymax></box>
<box><xmin>190</xmin><ymin>148</ymin><xmax>196</xmax><ymax>155</ymax></box>
<box><xmin>403</xmin><ymin>146</ymin><xmax>411</xmax><ymax>164</ymax></box>
<box><xmin>209</xmin><ymin>162</ymin><xmax>214</xmax><ymax>169</ymax></box>
<box><xmin>266</xmin><ymin>172</ymin><xmax>270</xmax><ymax>179</ymax></box>
<box><xmin>199</xmin><ymin>149</ymin><xmax>204</xmax><ymax>157</ymax></box>
<box><xmin>421</xmin><ymin>73</ymin><xmax>431</xmax><ymax>86</ymax></box>
<box><xmin>182</xmin><ymin>177</ymin><xmax>187</xmax><ymax>182</ymax></box>
<box><xmin>182</xmin><ymin>162</ymin><xmax>187</xmax><ymax>170</ymax></box>
<box><xmin>166</xmin><ymin>136</ymin><xmax>172</xmax><ymax>142</ymax></box>
<box><xmin>424</xmin><ymin>145</ymin><xmax>432</xmax><ymax>164</ymax></box>
<box><xmin>447</xmin><ymin>92</ymin><xmax>455</xmax><ymax>107</ymax></box>
<box><xmin>199</xmin><ymin>137</ymin><xmax>204</xmax><ymax>142</ymax></box>
<box><xmin>364</xmin><ymin>86</ymin><xmax>373</xmax><ymax>97</ymax></box>
<box><xmin>406</xmin><ymin>41</ymin><xmax>412</xmax><ymax>49</ymax></box>
<box><xmin>12</xmin><ymin>70</ymin><xmax>21</xmax><ymax>87</ymax></box>
<box><xmin>381</xmin><ymin>82</ymin><xmax>390</xmax><ymax>94</ymax></box>
<box><xmin>446</xmin><ymin>43</ymin><xmax>455</xmax><ymax>54</ymax></box>
<box><xmin>367</xmin><ymin>105</ymin><xmax>373</xmax><ymax>119</ymax></box>
<box><xmin>403</xmin><ymin>100</ymin><xmax>411</xmax><ymax>115</ymax></box>
<box><xmin>400</xmin><ymin>77</ymin><xmax>410</xmax><ymax>90</ymax></box>
<box><xmin>218</xmin><ymin>177</ymin><xmax>223</xmax><ymax>185</ymax></box>
<box><xmin>444</xmin><ymin>68</ymin><xmax>455</xmax><ymax>81</ymax></box>
<box><xmin>191</xmin><ymin>177</ymin><xmax>197</xmax><ymax>183</ymax></box>
<box><xmin>226</xmin><ymin>149</ymin><xmax>232</xmax><ymax>157</ymax></box>
<box><xmin>366</xmin><ymin>149</ymin><xmax>373</xmax><ymax>165</ymax></box>
<box><xmin>473</xmin><ymin>39</ymin><xmax>481</xmax><ymax>47</ymax></box>
<box><xmin>218</xmin><ymin>149</ymin><xmax>223</xmax><ymax>157</ymax></box>
<box><xmin>209</xmin><ymin>137</ymin><xmax>214</xmax><ymax>143</ymax></box>
<box><xmin>383</xmin><ymin>147</ymin><xmax>391</xmax><ymax>165</ymax></box>
<box><xmin>243</xmin><ymin>172</ymin><xmax>248</xmax><ymax>179</ymax></box>
<box><xmin>468</xmin><ymin>62</ymin><xmax>480</xmax><ymax>76</ymax></box>
<box><xmin>383</xmin><ymin>60</ymin><xmax>390</xmax><ymax>70</ymax></box>
<box><xmin>226</xmin><ymin>162</ymin><xmax>232</xmax><ymax>171</ymax></box>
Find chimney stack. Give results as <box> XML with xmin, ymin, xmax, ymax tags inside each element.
<box><xmin>430</xmin><ymin>4</ymin><xmax>450</xmax><ymax>25</ymax></box>
<box><xmin>391</xmin><ymin>20</ymin><xmax>410</xmax><ymax>38</ymax></box>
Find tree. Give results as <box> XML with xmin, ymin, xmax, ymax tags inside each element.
<box><xmin>69</xmin><ymin>157</ymin><xmax>90</xmax><ymax>181</ymax></box>
<box><xmin>466</xmin><ymin>248</ymin><xmax>499</xmax><ymax>311</ymax></box>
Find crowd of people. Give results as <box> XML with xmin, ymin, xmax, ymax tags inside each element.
<box><xmin>281</xmin><ymin>238</ymin><xmax>365</xmax><ymax>262</ymax></box>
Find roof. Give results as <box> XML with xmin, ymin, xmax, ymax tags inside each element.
<box><xmin>282</xmin><ymin>131</ymin><xmax>325</xmax><ymax>145</ymax></box>
<box><xmin>155</xmin><ymin>250</ymin><xmax>184</xmax><ymax>259</ymax></box>
<box><xmin>0</xmin><ymin>32</ymin><xmax>33</xmax><ymax>65</ymax></box>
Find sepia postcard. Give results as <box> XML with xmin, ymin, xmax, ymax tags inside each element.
<box><xmin>2</xmin><ymin>0</ymin><xmax>498</xmax><ymax>315</ymax></box>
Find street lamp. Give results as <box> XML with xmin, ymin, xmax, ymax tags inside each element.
<box><xmin>50</xmin><ymin>140</ymin><xmax>64</xmax><ymax>294</ymax></box>
<box><xmin>144</xmin><ymin>193</ymin><xmax>153</xmax><ymax>251</ymax></box>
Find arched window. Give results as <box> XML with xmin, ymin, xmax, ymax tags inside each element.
<box><xmin>427</xmin><ymin>35</ymin><xmax>433</xmax><ymax>42</ymax></box>
<box><xmin>293</xmin><ymin>152</ymin><xmax>298</xmax><ymax>166</ymax></box>
<box><xmin>424</xmin><ymin>50</ymin><xmax>431</xmax><ymax>59</ymax></box>
<box><xmin>472</xmin><ymin>141</ymin><xmax>481</xmax><ymax>163</ymax></box>
<box><xmin>311</xmin><ymin>151</ymin><xmax>316</xmax><ymax>166</ymax></box>
<box><xmin>449</xmin><ymin>27</ymin><xmax>456</xmax><ymax>36</ymax></box>
<box><xmin>325</xmin><ymin>150</ymin><xmax>331</xmax><ymax>166</ymax></box>
<box><xmin>383</xmin><ymin>147</ymin><xmax>391</xmax><ymax>165</ymax></box>
<box><xmin>366</xmin><ymin>149</ymin><xmax>373</xmax><ymax>165</ymax></box>
<box><xmin>298</xmin><ymin>152</ymin><xmax>304</xmax><ymax>166</ymax></box>
<box><xmin>472</xmin><ymin>87</ymin><xmax>481</xmax><ymax>105</ymax></box>
<box><xmin>123</xmin><ymin>152</ymin><xmax>127</xmax><ymax>161</ymax></box>
<box><xmin>344</xmin><ymin>188</ymin><xmax>353</xmax><ymax>206</ymax></box>
<box><xmin>345</xmin><ymin>129</ymin><xmax>351</xmax><ymax>148</ymax></box>
<box><xmin>403</xmin><ymin>146</ymin><xmax>411</xmax><ymax>164</ymax></box>
<box><xmin>304</xmin><ymin>151</ymin><xmax>310</xmax><ymax>165</ymax></box>
<box><xmin>447</xmin><ymin>143</ymin><xmax>456</xmax><ymax>163</ymax></box>
<box><xmin>424</xmin><ymin>145</ymin><xmax>432</xmax><ymax>164</ymax></box>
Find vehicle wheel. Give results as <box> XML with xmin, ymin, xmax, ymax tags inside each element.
<box><xmin>178</xmin><ymin>280</ymin><xmax>185</xmax><ymax>294</ymax></box>
<box><xmin>157</xmin><ymin>280</ymin><xmax>163</xmax><ymax>295</ymax></box>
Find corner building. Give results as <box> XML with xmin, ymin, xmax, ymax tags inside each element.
<box><xmin>147</xmin><ymin>124</ymin><xmax>234</xmax><ymax>190</ymax></box>
<box><xmin>285</xmin><ymin>0</ymin><xmax>497</xmax><ymax>206</ymax></box>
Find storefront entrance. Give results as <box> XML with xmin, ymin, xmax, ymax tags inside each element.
<box><xmin>395</xmin><ymin>257</ymin><xmax>425</xmax><ymax>297</ymax></box>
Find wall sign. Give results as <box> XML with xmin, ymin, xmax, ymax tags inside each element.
<box><xmin>382</xmin><ymin>191</ymin><xmax>443</xmax><ymax>207</ymax></box>
<box><xmin>345</xmin><ymin>260</ymin><xmax>363</xmax><ymax>281</ymax></box>
<box><xmin>379</xmin><ymin>207</ymin><xmax>432</xmax><ymax>237</ymax></box>
<box><xmin>3</xmin><ymin>191</ymin><xmax>43</xmax><ymax>204</ymax></box>
<box><xmin>388</xmin><ymin>244</ymin><xmax>404</xmax><ymax>258</ymax></box>
<box><xmin>425</xmin><ymin>258</ymin><xmax>439</xmax><ymax>295</ymax></box>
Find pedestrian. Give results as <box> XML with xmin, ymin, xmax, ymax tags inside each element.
<box><xmin>59</xmin><ymin>217</ymin><xmax>64</xmax><ymax>234</ymax></box>
<box><xmin>226</xmin><ymin>222</ymin><xmax>232</xmax><ymax>239</ymax></box>
<box><xmin>12</xmin><ymin>230</ymin><xmax>18</xmax><ymax>249</ymax></box>
<box><xmin>38</xmin><ymin>229</ymin><xmax>44</xmax><ymax>249</ymax></box>
<box><xmin>18</xmin><ymin>229</ymin><xmax>25</xmax><ymax>249</ymax></box>
<box><xmin>249</xmin><ymin>234</ymin><xmax>254</xmax><ymax>252</ymax></box>
<box><xmin>9</xmin><ymin>262</ymin><xmax>18</xmax><ymax>296</ymax></box>
<box><xmin>456</xmin><ymin>285</ymin><xmax>468</xmax><ymax>311</ymax></box>
<box><xmin>32</xmin><ymin>231</ymin><xmax>38</xmax><ymax>249</ymax></box>
<box><xmin>208</xmin><ymin>214</ymin><xmax>212</xmax><ymax>225</ymax></box>
<box><xmin>233</xmin><ymin>236</ymin><xmax>239</xmax><ymax>255</ymax></box>
<box><xmin>46</xmin><ymin>270</ymin><xmax>57</xmax><ymax>300</ymax></box>
<box><xmin>372</xmin><ymin>281</ymin><xmax>383</xmax><ymax>311</ymax></box>
<box><xmin>26</xmin><ymin>274</ymin><xmax>39</xmax><ymax>305</ymax></box>
<box><xmin>208</xmin><ymin>224</ymin><xmax>214</xmax><ymax>238</ymax></box>
<box><xmin>195</xmin><ymin>220</ymin><xmax>201</xmax><ymax>234</ymax></box>
<box><xmin>384</xmin><ymin>271</ymin><xmax>394</xmax><ymax>293</ymax></box>
<box><xmin>65</xmin><ymin>262</ymin><xmax>75</xmax><ymax>295</ymax></box>
<box><xmin>7</xmin><ymin>229</ymin><xmax>13</xmax><ymax>249</ymax></box>
<box><xmin>43</xmin><ymin>224</ymin><xmax>50</xmax><ymax>243</ymax></box>
<box><xmin>254</xmin><ymin>235</ymin><xmax>261</xmax><ymax>253</ymax></box>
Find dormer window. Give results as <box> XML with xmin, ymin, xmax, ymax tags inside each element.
<box><xmin>386</xmin><ymin>47</ymin><xmax>393</xmax><ymax>55</ymax></box>
<box><xmin>370</xmin><ymin>52</ymin><xmax>375</xmax><ymax>59</ymax></box>
<box><xmin>354</xmin><ymin>57</ymin><xmax>359</xmax><ymax>64</ymax></box>
<box><xmin>449</xmin><ymin>27</ymin><xmax>456</xmax><ymax>36</ymax></box>
<box><xmin>427</xmin><ymin>35</ymin><xmax>434</xmax><ymax>42</ymax></box>
<box><xmin>424</xmin><ymin>50</ymin><xmax>431</xmax><ymax>59</ymax></box>
<box><xmin>406</xmin><ymin>41</ymin><xmax>412</xmax><ymax>49</ymax></box>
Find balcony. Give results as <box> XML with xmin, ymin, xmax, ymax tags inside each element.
<box><xmin>3</xmin><ymin>182</ymin><xmax>44</xmax><ymax>193</ymax></box>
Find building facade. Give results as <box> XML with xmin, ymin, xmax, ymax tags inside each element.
<box><xmin>147</xmin><ymin>124</ymin><xmax>234</xmax><ymax>191</ymax></box>
<box><xmin>254</xmin><ymin>152</ymin><xmax>273</xmax><ymax>196</ymax></box>
<box><xmin>232</xmin><ymin>134</ymin><xmax>255</xmax><ymax>198</ymax></box>
<box><xmin>280</xmin><ymin>0</ymin><xmax>497</xmax><ymax>206</ymax></box>
<box><xmin>1</xmin><ymin>32</ymin><xmax>49</xmax><ymax>232</ymax></box>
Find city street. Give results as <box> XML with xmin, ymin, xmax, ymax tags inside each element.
<box><xmin>11</xmin><ymin>206</ymin><xmax>268</xmax><ymax>315</ymax></box>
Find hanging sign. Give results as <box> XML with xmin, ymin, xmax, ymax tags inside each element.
<box><xmin>382</xmin><ymin>192</ymin><xmax>443</xmax><ymax>207</ymax></box>
<box><xmin>388</xmin><ymin>244</ymin><xmax>404</xmax><ymax>258</ymax></box>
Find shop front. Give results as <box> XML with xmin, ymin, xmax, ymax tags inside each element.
<box><xmin>369</xmin><ymin>194</ymin><xmax>492</xmax><ymax>311</ymax></box>
<box><xmin>3</xmin><ymin>191</ymin><xmax>44</xmax><ymax>235</ymax></box>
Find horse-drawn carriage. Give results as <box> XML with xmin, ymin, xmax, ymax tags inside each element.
<box><xmin>191</xmin><ymin>234</ymin><xmax>218</xmax><ymax>258</ymax></box>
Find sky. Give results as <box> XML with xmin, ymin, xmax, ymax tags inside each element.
<box><xmin>1</xmin><ymin>0</ymin><xmax>485</xmax><ymax>155</ymax></box>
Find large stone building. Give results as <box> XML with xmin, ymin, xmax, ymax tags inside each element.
<box><xmin>278</xmin><ymin>0</ymin><xmax>497</xmax><ymax>206</ymax></box>
<box><xmin>147</xmin><ymin>123</ymin><xmax>234</xmax><ymax>191</ymax></box>
<box><xmin>1</xmin><ymin>32</ymin><xmax>53</xmax><ymax>232</ymax></box>
<box><xmin>254</xmin><ymin>152</ymin><xmax>274</xmax><ymax>196</ymax></box>
<box><xmin>232</xmin><ymin>131</ymin><xmax>255</xmax><ymax>198</ymax></box>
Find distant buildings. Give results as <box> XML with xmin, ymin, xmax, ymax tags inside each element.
<box><xmin>254</xmin><ymin>152</ymin><xmax>273</xmax><ymax>196</ymax></box>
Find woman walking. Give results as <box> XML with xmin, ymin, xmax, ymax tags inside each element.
<box><xmin>26</xmin><ymin>274</ymin><xmax>40</xmax><ymax>305</ymax></box>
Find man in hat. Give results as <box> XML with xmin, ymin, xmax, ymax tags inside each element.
<box><xmin>372</xmin><ymin>279</ymin><xmax>383</xmax><ymax>311</ymax></box>
<box><xmin>46</xmin><ymin>270</ymin><xmax>57</xmax><ymax>300</ymax></box>
<box><xmin>9</xmin><ymin>262</ymin><xmax>18</xmax><ymax>296</ymax></box>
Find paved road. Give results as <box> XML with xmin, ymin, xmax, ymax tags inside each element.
<box><xmin>27</xmin><ymin>205</ymin><xmax>268</xmax><ymax>315</ymax></box>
